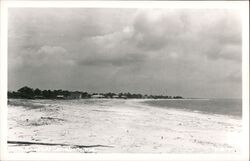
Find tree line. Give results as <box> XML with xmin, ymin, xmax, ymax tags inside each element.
<box><xmin>8</xmin><ymin>86</ymin><xmax>183</xmax><ymax>99</ymax></box>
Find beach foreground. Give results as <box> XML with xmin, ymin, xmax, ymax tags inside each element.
<box><xmin>8</xmin><ymin>99</ymin><xmax>241</xmax><ymax>153</ymax></box>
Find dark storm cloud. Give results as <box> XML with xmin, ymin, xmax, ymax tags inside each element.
<box><xmin>8</xmin><ymin>8</ymin><xmax>242</xmax><ymax>98</ymax></box>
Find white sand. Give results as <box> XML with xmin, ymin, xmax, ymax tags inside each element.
<box><xmin>8</xmin><ymin>99</ymin><xmax>242</xmax><ymax>153</ymax></box>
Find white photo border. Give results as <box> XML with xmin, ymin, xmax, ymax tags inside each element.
<box><xmin>0</xmin><ymin>1</ymin><xmax>249</xmax><ymax>161</ymax></box>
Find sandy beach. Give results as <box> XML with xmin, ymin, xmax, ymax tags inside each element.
<box><xmin>8</xmin><ymin>99</ymin><xmax>242</xmax><ymax>153</ymax></box>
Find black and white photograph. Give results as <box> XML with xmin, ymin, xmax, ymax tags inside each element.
<box><xmin>0</xmin><ymin>1</ymin><xmax>249</xmax><ymax>160</ymax></box>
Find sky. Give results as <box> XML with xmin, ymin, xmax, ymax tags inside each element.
<box><xmin>8</xmin><ymin>8</ymin><xmax>242</xmax><ymax>98</ymax></box>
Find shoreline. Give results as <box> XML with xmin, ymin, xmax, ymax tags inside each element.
<box><xmin>127</xmin><ymin>99</ymin><xmax>242</xmax><ymax>120</ymax></box>
<box><xmin>8</xmin><ymin>99</ymin><xmax>242</xmax><ymax>153</ymax></box>
<box><xmin>137</xmin><ymin>99</ymin><xmax>242</xmax><ymax>120</ymax></box>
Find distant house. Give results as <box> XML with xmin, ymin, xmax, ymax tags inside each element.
<box><xmin>113</xmin><ymin>95</ymin><xmax>119</xmax><ymax>99</ymax></box>
<box><xmin>91</xmin><ymin>94</ymin><xmax>105</xmax><ymax>99</ymax></box>
<box><xmin>67</xmin><ymin>92</ymin><xmax>82</xmax><ymax>99</ymax></box>
<box><xmin>112</xmin><ymin>95</ymin><xmax>127</xmax><ymax>99</ymax></box>
<box><xmin>56</xmin><ymin>95</ymin><xmax>65</xmax><ymax>99</ymax></box>
<box><xmin>121</xmin><ymin>95</ymin><xmax>127</xmax><ymax>99</ymax></box>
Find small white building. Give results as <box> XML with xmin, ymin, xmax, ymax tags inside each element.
<box><xmin>113</xmin><ymin>95</ymin><xmax>119</xmax><ymax>99</ymax></box>
<box><xmin>56</xmin><ymin>95</ymin><xmax>65</xmax><ymax>99</ymax></box>
<box><xmin>91</xmin><ymin>94</ymin><xmax>105</xmax><ymax>98</ymax></box>
<box><xmin>121</xmin><ymin>95</ymin><xmax>127</xmax><ymax>99</ymax></box>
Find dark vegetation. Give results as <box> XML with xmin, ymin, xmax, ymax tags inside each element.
<box><xmin>8</xmin><ymin>86</ymin><xmax>183</xmax><ymax>99</ymax></box>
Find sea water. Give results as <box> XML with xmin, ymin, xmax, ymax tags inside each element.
<box><xmin>143</xmin><ymin>99</ymin><xmax>242</xmax><ymax>117</ymax></box>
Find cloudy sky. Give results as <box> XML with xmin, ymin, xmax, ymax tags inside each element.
<box><xmin>8</xmin><ymin>8</ymin><xmax>242</xmax><ymax>98</ymax></box>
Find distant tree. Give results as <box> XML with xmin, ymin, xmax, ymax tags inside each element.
<box><xmin>81</xmin><ymin>92</ymin><xmax>89</xmax><ymax>98</ymax></box>
<box><xmin>17</xmin><ymin>86</ymin><xmax>34</xmax><ymax>99</ymax></box>
<box><xmin>104</xmin><ymin>92</ymin><xmax>116</xmax><ymax>98</ymax></box>
<box><xmin>8</xmin><ymin>91</ymin><xmax>14</xmax><ymax>98</ymax></box>
<box><xmin>137</xmin><ymin>94</ymin><xmax>142</xmax><ymax>98</ymax></box>
<box><xmin>48</xmin><ymin>90</ymin><xmax>53</xmax><ymax>98</ymax></box>
<box><xmin>174</xmin><ymin>96</ymin><xmax>183</xmax><ymax>99</ymax></box>
<box><xmin>62</xmin><ymin>90</ymin><xmax>70</xmax><ymax>97</ymax></box>
<box><xmin>118</xmin><ymin>93</ymin><xmax>123</xmax><ymax>98</ymax></box>
<box><xmin>42</xmin><ymin>90</ymin><xmax>49</xmax><ymax>98</ymax></box>
<box><xmin>34</xmin><ymin>88</ymin><xmax>41</xmax><ymax>96</ymax></box>
<box><xmin>8</xmin><ymin>86</ymin><xmax>183</xmax><ymax>100</ymax></box>
<box><xmin>126</xmin><ymin>92</ymin><xmax>132</xmax><ymax>98</ymax></box>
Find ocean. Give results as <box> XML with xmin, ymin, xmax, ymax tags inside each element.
<box><xmin>142</xmin><ymin>99</ymin><xmax>242</xmax><ymax>117</ymax></box>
